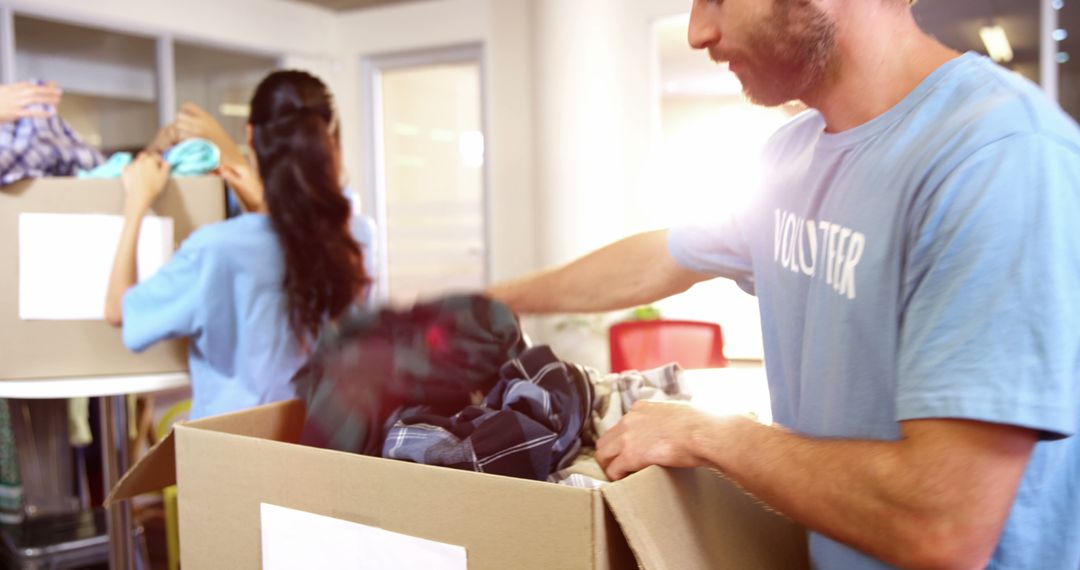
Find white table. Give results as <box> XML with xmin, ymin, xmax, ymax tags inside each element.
<box><xmin>0</xmin><ymin>372</ymin><xmax>191</xmax><ymax>570</ymax></box>
<box><xmin>0</xmin><ymin>373</ymin><xmax>189</xmax><ymax>399</ymax></box>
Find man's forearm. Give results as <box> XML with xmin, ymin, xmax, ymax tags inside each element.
<box><xmin>692</xmin><ymin>417</ymin><xmax>1033</xmax><ymax>569</ymax></box>
<box><xmin>489</xmin><ymin>230</ymin><xmax>707</xmax><ymax>314</ymax></box>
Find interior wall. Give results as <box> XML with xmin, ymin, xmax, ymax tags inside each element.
<box><xmin>527</xmin><ymin>0</ymin><xmax>709</xmax><ymax>369</ymax></box>
<box><xmin>334</xmin><ymin>0</ymin><xmax>699</xmax><ymax>369</ymax></box>
<box><xmin>8</xmin><ymin>0</ymin><xmax>726</xmax><ymax>370</ymax></box>
<box><xmin>3</xmin><ymin>0</ymin><xmax>339</xmax><ymax>152</ymax></box>
<box><xmin>335</xmin><ymin>0</ymin><xmax>537</xmax><ymax>285</ymax></box>
<box><xmin>532</xmin><ymin>0</ymin><xmax>689</xmax><ymax>267</ymax></box>
<box><xmin>4</xmin><ymin>0</ymin><xmax>337</xmax><ymax>58</ymax></box>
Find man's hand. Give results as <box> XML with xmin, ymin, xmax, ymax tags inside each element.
<box><xmin>121</xmin><ymin>153</ymin><xmax>171</xmax><ymax>217</ymax></box>
<box><xmin>0</xmin><ymin>81</ymin><xmax>62</xmax><ymax>123</ymax></box>
<box><xmin>596</xmin><ymin>400</ymin><xmax>719</xmax><ymax>480</ymax></box>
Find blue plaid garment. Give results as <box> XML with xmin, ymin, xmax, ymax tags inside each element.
<box><xmin>0</xmin><ymin>103</ymin><xmax>103</xmax><ymax>186</ymax></box>
<box><xmin>382</xmin><ymin>345</ymin><xmax>594</xmax><ymax>481</ymax></box>
<box><xmin>292</xmin><ymin>294</ymin><xmax>528</xmax><ymax>456</ymax></box>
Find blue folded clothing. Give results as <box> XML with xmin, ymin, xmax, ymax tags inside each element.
<box><xmin>78</xmin><ymin>138</ymin><xmax>220</xmax><ymax>179</ymax></box>
<box><xmin>78</xmin><ymin>152</ymin><xmax>131</xmax><ymax>179</ymax></box>
<box><xmin>163</xmin><ymin>138</ymin><xmax>221</xmax><ymax>176</ymax></box>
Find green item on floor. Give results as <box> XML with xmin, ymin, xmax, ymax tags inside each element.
<box><xmin>0</xmin><ymin>399</ymin><xmax>24</xmax><ymax>524</ymax></box>
<box><xmin>67</xmin><ymin>398</ymin><xmax>92</xmax><ymax>447</ymax></box>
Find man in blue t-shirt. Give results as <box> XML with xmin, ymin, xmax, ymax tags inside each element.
<box><xmin>489</xmin><ymin>0</ymin><xmax>1080</xmax><ymax>568</ymax></box>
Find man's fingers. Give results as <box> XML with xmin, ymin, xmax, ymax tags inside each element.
<box><xmin>16</xmin><ymin>109</ymin><xmax>51</xmax><ymax>119</ymax></box>
<box><xmin>19</xmin><ymin>85</ymin><xmax>61</xmax><ymax>102</ymax></box>
<box><xmin>595</xmin><ymin>439</ymin><xmax>616</xmax><ymax>472</ymax></box>
<box><xmin>22</xmin><ymin>94</ymin><xmax>60</xmax><ymax>107</ymax></box>
<box><xmin>595</xmin><ymin>418</ymin><xmax>625</xmax><ymax>456</ymax></box>
<box><xmin>32</xmin><ymin>87</ymin><xmax>61</xmax><ymax>102</ymax></box>
<box><xmin>603</xmin><ymin>454</ymin><xmax>632</xmax><ymax>481</ymax></box>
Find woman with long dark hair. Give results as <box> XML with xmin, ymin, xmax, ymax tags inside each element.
<box><xmin>105</xmin><ymin>70</ymin><xmax>369</xmax><ymax>419</ymax></box>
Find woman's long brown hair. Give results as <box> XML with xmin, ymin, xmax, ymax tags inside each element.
<box><xmin>249</xmin><ymin>70</ymin><xmax>369</xmax><ymax>343</ymax></box>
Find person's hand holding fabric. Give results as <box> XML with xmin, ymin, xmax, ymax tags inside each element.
<box><xmin>106</xmin><ymin>153</ymin><xmax>171</xmax><ymax>326</ymax></box>
<box><xmin>594</xmin><ymin>399</ymin><xmax>717</xmax><ymax>481</ymax></box>
<box><xmin>120</xmin><ymin>153</ymin><xmax>170</xmax><ymax>216</ymax></box>
<box><xmin>174</xmin><ymin>103</ymin><xmax>231</xmax><ymax>148</ymax></box>
<box><xmin>173</xmin><ymin>102</ymin><xmax>258</xmax><ymax>210</ymax></box>
<box><xmin>219</xmin><ymin>160</ymin><xmax>265</xmax><ymax>213</ymax></box>
<box><xmin>0</xmin><ymin>81</ymin><xmax>61</xmax><ymax>124</ymax></box>
<box><xmin>145</xmin><ymin>122</ymin><xmax>179</xmax><ymax>155</ymax></box>
<box><xmin>144</xmin><ymin>103</ymin><xmax>227</xmax><ymax>154</ymax></box>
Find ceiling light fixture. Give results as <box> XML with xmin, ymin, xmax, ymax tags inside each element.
<box><xmin>979</xmin><ymin>25</ymin><xmax>1015</xmax><ymax>63</ymax></box>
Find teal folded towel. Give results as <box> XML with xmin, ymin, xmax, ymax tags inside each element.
<box><xmin>77</xmin><ymin>152</ymin><xmax>131</xmax><ymax>179</ymax></box>
<box><xmin>163</xmin><ymin>138</ymin><xmax>221</xmax><ymax>176</ymax></box>
<box><xmin>78</xmin><ymin>138</ymin><xmax>221</xmax><ymax>178</ymax></box>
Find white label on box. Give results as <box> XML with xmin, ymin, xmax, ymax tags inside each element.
<box><xmin>18</xmin><ymin>213</ymin><xmax>174</xmax><ymax>320</ymax></box>
<box><xmin>260</xmin><ymin>503</ymin><xmax>468</xmax><ymax>570</ymax></box>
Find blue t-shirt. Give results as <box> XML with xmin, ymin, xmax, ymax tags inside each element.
<box><xmin>122</xmin><ymin>214</ymin><xmax>303</xmax><ymax>419</ymax></box>
<box><xmin>669</xmin><ymin>53</ymin><xmax>1080</xmax><ymax>569</ymax></box>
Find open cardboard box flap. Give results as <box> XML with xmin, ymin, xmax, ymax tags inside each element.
<box><xmin>109</xmin><ymin>399</ymin><xmax>809</xmax><ymax>569</ymax></box>
<box><xmin>105</xmin><ymin>428</ymin><xmax>176</xmax><ymax>505</ymax></box>
<box><xmin>601</xmin><ymin>466</ymin><xmax>808</xmax><ymax>569</ymax></box>
<box><xmin>106</xmin><ymin>399</ymin><xmax>306</xmax><ymax>506</ymax></box>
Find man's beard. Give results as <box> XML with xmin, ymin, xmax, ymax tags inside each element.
<box><xmin>713</xmin><ymin>0</ymin><xmax>838</xmax><ymax>107</ymax></box>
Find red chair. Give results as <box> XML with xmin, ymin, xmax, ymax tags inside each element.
<box><xmin>608</xmin><ymin>319</ymin><xmax>728</xmax><ymax>373</ymax></box>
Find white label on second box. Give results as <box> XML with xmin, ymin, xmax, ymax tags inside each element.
<box><xmin>260</xmin><ymin>503</ymin><xmax>467</xmax><ymax>570</ymax></box>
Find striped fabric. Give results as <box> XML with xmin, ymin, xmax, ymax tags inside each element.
<box><xmin>292</xmin><ymin>294</ymin><xmax>527</xmax><ymax>456</ymax></box>
<box><xmin>383</xmin><ymin>345</ymin><xmax>593</xmax><ymax>480</ymax></box>
<box><xmin>0</xmin><ymin>103</ymin><xmax>103</xmax><ymax>186</ymax></box>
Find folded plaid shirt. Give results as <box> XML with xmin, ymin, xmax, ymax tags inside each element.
<box><xmin>587</xmin><ymin>362</ymin><xmax>690</xmax><ymax>443</ymax></box>
<box><xmin>383</xmin><ymin>345</ymin><xmax>593</xmax><ymax>480</ymax></box>
<box><xmin>613</xmin><ymin>363</ymin><xmax>688</xmax><ymax>412</ymax></box>
<box><xmin>0</xmin><ymin>102</ymin><xmax>103</xmax><ymax>186</ymax></box>
<box><xmin>292</xmin><ymin>294</ymin><xmax>527</xmax><ymax>456</ymax></box>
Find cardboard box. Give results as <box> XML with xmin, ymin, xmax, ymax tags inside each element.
<box><xmin>109</xmin><ymin>399</ymin><xmax>809</xmax><ymax>569</ymax></box>
<box><xmin>0</xmin><ymin>176</ymin><xmax>225</xmax><ymax>380</ymax></box>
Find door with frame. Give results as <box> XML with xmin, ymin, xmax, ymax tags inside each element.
<box><xmin>362</xmin><ymin>43</ymin><xmax>490</xmax><ymax>306</ymax></box>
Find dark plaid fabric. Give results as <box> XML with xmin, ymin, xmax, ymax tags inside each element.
<box><xmin>292</xmin><ymin>294</ymin><xmax>527</xmax><ymax>456</ymax></box>
<box><xmin>382</xmin><ymin>345</ymin><xmax>593</xmax><ymax>480</ymax></box>
<box><xmin>0</xmin><ymin>103</ymin><xmax>103</xmax><ymax>186</ymax></box>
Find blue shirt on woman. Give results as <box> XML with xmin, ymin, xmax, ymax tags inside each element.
<box><xmin>123</xmin><ymin>214</ymin><xmax>304</xmax><ymax>419</ymax></box>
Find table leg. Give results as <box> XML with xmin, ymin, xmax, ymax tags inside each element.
<box><xmin>100</xmin><ymin>395</ymin><xmax>134</xmax><ymax>570</ymax></box>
